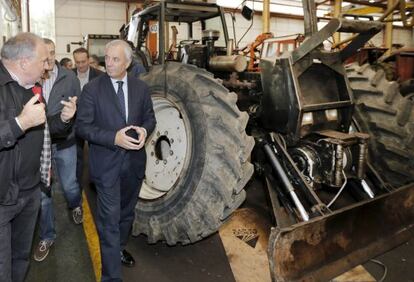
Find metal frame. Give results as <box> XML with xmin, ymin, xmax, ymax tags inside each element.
<box><xmin>135</xmin><ymin>0</ymin><xmax>230</xmax><ymax>65</ymax></box>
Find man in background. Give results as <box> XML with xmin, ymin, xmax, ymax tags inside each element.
<box><xmin>73</xmin><ymin>47</ymin><xmax>103</xmax><ymax>90</ymax></box>
<box><xmin>33</xmin><ymin>38</ymin><xmax>83</xmax><ymax>262</ymax></box>
<box><xmin>89</xmin><ymin>54</ymin><xmax>106</xmax><ymax>72</ymax></box>
<box><xmin>59</xmin><ymin>57</ymin><xmax>73</xmax><ymax>70</ymax></box>
<box><xmin>72</xmin><ymin>47</ymin><xmax>103</xmax><ymax>187</ymax></box>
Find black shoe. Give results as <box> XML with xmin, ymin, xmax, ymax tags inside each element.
<box><xmin>121</xmin><ymin>249</ymin><xmax>135</xmax><ymax>267</ymax></box>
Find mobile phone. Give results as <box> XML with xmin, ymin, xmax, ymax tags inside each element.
<box><xmin>126</xmin><ymin>128</ymin><xmax>139</xmax><ymax>140</ymax></box>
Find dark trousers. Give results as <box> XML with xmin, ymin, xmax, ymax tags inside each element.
<box><xmin>0</xmin><ymin>187</ymin><xmax>41</xmax><ymax>282</ymax></box>
<box><xmin>95</xmin><ymin>156</ymin><xmax>142</xmax><ymax>282</ymax></box>
<box><xmin>76</xmin><ymin>137</ymin><xmax>85</xmax><ymax>186</ymax></box>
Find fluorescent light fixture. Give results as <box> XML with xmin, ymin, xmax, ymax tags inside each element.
<box><xmin>301</xmin><ymin>112</ymin><xmax>314</xmax><ymax>126</ymax></box>
<box><xmin>325</xmin><ymin>109</ymin><xmax>338</xmax><ymax>121</ymax></box>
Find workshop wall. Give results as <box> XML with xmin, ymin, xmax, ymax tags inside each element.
<box><xmin>54</xmin><ymin>0</ymin><xmax>126</xmax><ymax>60</ymax></box>
<box><xmin>5</xmin><ymin>0</ymin><xmax>409</xmax><ymax>61</ymax></box>
<box><xmin>172</xmin><ymin>12</ymin><xmax>412</xmax><ymax>54</ymax></box>
<box><xmin>0</xmin><ymin>0</ymin><xmax>20</xmax><ymax>50</ymax></box>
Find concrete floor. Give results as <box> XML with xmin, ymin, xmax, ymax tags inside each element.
<box><xmin>26</xmin><ymin>177</ymin><xmax>414</xmax><ymax>282</ymax></box>
<box><xmin>27</xmin><ymin>181</ymin><xmax>95</xmax><ymax>282</ymax></box>
<box><xmin>27</xmin><ymin>180</ymin><xmax>235</xmax><ymax>282</ymax></box>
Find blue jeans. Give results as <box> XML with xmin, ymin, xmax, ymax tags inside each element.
<box><xmin>39</xmin><ymin>144</ymin><xmax>82</xmax><ymax>241</ymax></box>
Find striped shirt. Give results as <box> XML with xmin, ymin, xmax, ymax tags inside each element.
<box><xmin>42</xmin><ymin>64</ymin><xmax>58</xmax><ymax>103</ymax></box>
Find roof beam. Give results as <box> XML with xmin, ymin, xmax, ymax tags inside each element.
<box><xmin>344</xmin><ymin>6</ymin><xmax>384</xmax><ymax>14</ymax></box>
<box><xmin>344</xmin><ymin>0</ymin><xmax>387</xmax><ymax>8</ymax></box>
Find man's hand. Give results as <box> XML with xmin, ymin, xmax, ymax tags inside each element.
<box><xmin>17</xmin><ymin>94</ymin><xmax>46</xmax><ymax>131</ymax></box>
<box><xmin>131</xmin><ymin>126</ymin><xmax>147</xmax><ymax>150</ymax></box>
<box><xmin>115</xmin><ymin>126</ymin><xmax>142</xmax><ymax>150</ymax></box>
<box><xmin>60</xmin><ymin>96</ymin><xmax>78</xmax><ymax>122</ymax></box>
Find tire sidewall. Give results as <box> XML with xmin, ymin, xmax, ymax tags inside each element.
<box><xmin>136</xmin><ymin>67</ymin><xmax>207</xmax><ymax>223</ymax></box>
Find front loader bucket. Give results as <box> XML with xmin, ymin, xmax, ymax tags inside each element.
<box><xmin>268</xmin><ymin>183</ymin><xmax>414</xmax><ymax>282</ymax></box>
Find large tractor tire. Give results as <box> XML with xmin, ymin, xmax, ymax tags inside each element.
<box><xmin>133</xmin><ymin>62</ymin><xmax>255</xmax><ymax>245</ymax></box>
<box><xmin>347</xmin><ymin>63</ymin><xmax>414</xmax><ymax>186</ymax></box>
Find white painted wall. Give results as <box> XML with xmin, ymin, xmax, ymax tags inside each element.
<box><xmin>171</xmin><ymin>13</ymin><xmax>305</xmax><ymax>50</ymax></box>
<box><xmin>393</xmin><ymin>28</ymin><xmax>413</xmax><ymax>47</ymax></box>
<box><xmin>55</xmin><ymin>0</ymin><xmax>127</xmax><ymax>60</ymax></box>
<box><xmin>52</xmin><ymin>1</ymin><xmax>412</xmax><ymax>60</ymax></box>
<box><xmin>172</xmin><ymin>12</ymin><xmax>412</xmax><ymax>51</ymax></box>
<box><xmin>0</xmin><ymin>0</ymin><xmax>20</xmax><ymax>50</ymax></box>
<box><xmin>232</xmin><ymin>13</ymin><xmax>413</xmax><ymax>49</ymax></box>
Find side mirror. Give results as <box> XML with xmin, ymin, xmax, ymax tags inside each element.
<box><xmin>241</xmin><ymin>5</ymin><xmax>253</xmax><ymax>21</ymax></box>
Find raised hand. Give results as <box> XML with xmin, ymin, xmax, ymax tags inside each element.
<box><xmin>60</xmin><ymin>96</ymin><xmax>78</xmax><ymax>122</ymax></box>
<box><xmin>17</xmin><ymin>94</ymin><xmax>46</xmax><ymax>131</ymax></box>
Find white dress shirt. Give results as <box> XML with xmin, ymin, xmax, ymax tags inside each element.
<box><xmin>77</xmin><ymin>67</ymin><xmax>90</xmax><ymax>90</ymax></box>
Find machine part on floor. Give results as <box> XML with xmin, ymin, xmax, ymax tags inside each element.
<box><xmin>134</xmin><ymin>63</ymin><xmax>254</xmax><ymax>244</ymax></box>
<box><xmin>120</xmin><ymin>0</ymin><xmax>414</xmax><ymax>280</ymax></box>
<box><xmin>347</xmin><ymin>64</ymin><xmax>414</xmax><ymax>186</ymax></box>
<box><xmin>268</xmin><ymin>183</ymin><xmax>414</xmax><ymax>282</ymax></box>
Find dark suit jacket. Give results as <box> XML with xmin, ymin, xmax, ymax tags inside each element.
<box><xmin>73</xmin><ymin>67</ymin><xmax>104</xmax><ymax>83</ymax></box>
<box><xmin>75</xmin><ymin>73</ymin><xmax>156</xmax><ymax>187</ymax></box>
<box><xmin>47</xmin><ymin>63</ymin><xmax>81</xmax><ymax>150</ymax></box>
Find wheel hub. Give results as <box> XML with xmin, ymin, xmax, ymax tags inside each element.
<box><xmin>139</xmin><ymin>97</ymin><xmax>189</xmax><ymax>200</ymax></box>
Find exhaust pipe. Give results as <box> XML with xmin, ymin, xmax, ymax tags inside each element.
<box><xmin>209</xmin><ymin>55</ymin><xmax>247</xmax><ymax>72</ymax></box>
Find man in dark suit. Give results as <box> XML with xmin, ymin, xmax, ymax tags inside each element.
<box><xmin>76</xmin><ymin>40</ymin><xmax>156</xmax><ymax>282</ymax></box>
<box><xmin>72</xmin><ymin>47</ymin><xmax>104</xmax><ymax>186</ymax></box>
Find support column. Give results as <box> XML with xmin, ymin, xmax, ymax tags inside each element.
<box><xmin>263</xmin><ymin>0</ymin><xmax>270</xmax><ymax>33</ymax></box>
<box><xmin>384</xmin><ymin>0</ymin><xmax>395</xmax><ymax>56</ymax></box>
<box><xmin>333</xmin><ymin>0</ymin><xmax>342</xmax><ymax>45</ymax></box>
<box><xmin>302</xmin><ymin>0</ymin><xmax>318</xmax><ymax>38</ymax></box>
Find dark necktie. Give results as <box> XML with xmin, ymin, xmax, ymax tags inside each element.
<box><xmin>116</xmin><ymin>81</ymin><xmax>126</xmax><ymax>119</ymax></box>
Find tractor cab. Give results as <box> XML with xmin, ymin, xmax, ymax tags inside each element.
<box><xmin>128</xmin><ymin>2</ymin><xmax>227</xmax><ymax>65</ymax></box>
<box><xmin>124</xmin><ymin>1</ymin><xmax>246</xmax><ymax>73</ymax></box>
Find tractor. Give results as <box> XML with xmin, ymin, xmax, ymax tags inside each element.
<box><xmin>121</xmin><ymin>1</ymin><xmax>414</xmax><ymax>280</ymax></box>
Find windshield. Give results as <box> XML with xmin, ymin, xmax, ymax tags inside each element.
<box><xmin>167</xmin><ymin>16</ymin><xmax>226</xmax><ymax>47</ymax></box>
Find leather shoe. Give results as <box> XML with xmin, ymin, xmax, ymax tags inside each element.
<box><xmin>121</xmin><ymin>249</ymin><xmax>135</xmax><ymax>267</ymax></box>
